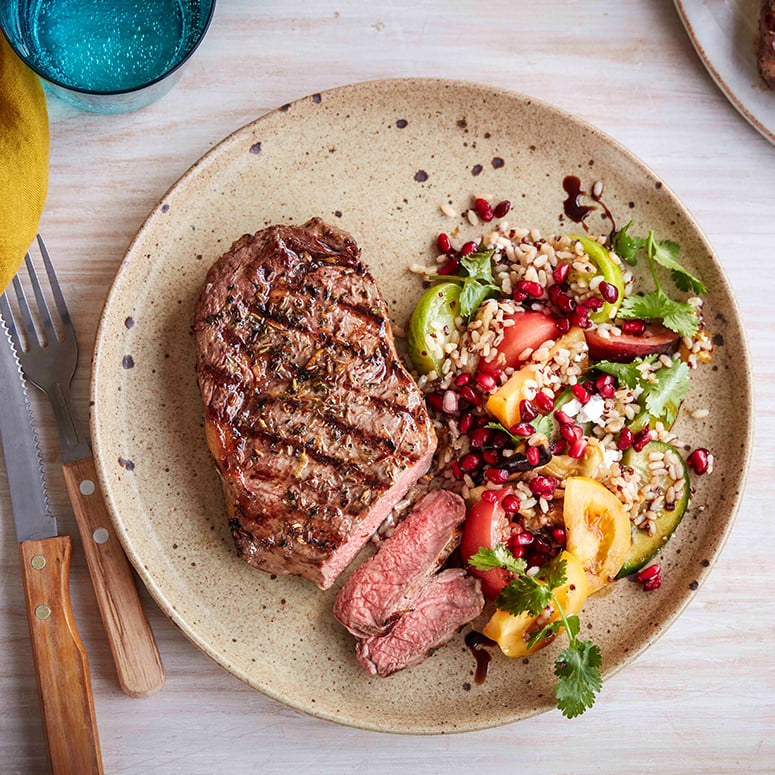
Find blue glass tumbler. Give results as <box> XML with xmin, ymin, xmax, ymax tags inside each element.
<box><xmin>0</xmin><ymin>0</ymin><xmax>216</xmax><ymax>113</ymax></box>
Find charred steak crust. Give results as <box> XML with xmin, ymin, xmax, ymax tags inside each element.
<box><xmin>760</xmin><ymin>1</ymin><xmax>775</xmax><ymax>90</ymax></box>
<box><xmin>193</xmin><ymin>219</ymin><xmax>437</xmax><ymax>589</ymax></box>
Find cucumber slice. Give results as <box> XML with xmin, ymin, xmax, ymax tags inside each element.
<box><xmin>406</xmin><ymin>282</ymin><xmax>461</xmax><ymax>374</ymax></box>
<box><xmin>617</xmin><ymin>441</ymin><xmax>690</xmax><ymax>577</ymax></box>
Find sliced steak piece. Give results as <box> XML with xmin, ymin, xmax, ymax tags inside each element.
<box><xmin>759</xmin><ymin>1</ymin><xmax>775</xmax><ymax>89</ymax></box>
<box><xmin>334</xmin><ymin>490</ymin><xmax>466</xmax><ymax>638</ymax></box>
<box><xmin>193</xmin><ymin>218</ymin><xmax>437</xmax><ymax>589</ymax></box>
<box><xmin>355</xmin><ymin>569</ymin><xmax>484</xmax><ymax>677</ymax></box>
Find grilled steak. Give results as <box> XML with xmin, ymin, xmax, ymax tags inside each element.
<box><xmin>355</xmin><ymin>569</ymin><xmax>484</xmax><ymax>677</ymax></box>
<box><xmin>193</xmin><ymin>218</ymin><xmax>437</xmax><ymax>589</ymax></box>
<box><xmin>334</xmin><ymin>490</ymin><xmax>466</xmax><ymax>637</ymax></box>
<box><xmin>760</xmin><ymin>1</ymin><xmax>775</xmax><ymax>90</ymax></box>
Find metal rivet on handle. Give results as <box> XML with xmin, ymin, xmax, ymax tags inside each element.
<box><xmin>35</xmin><ymin>605</ymin><xmax>51</xmax><ymax>620</ymax></box>
<box><xmin>79</xmin><ymin>479</ymin><xmax>95</xmax><ymax>496</ymax></box>
<box><xmin>30</xmin><ymin>555</ymin><xmax>46</xmax><ymax>570</ymax></box>
<box><xmin>92</xmin><ymin>527</ymin><xmax>109</xmax><ymax>545</ymax></box>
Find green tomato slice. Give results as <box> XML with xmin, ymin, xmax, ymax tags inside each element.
<box><xmin>616</xmin><ymin>441</ymin><xmax>690</xmax><ymax>577</ymax></box>
<box><xmin>407</xmin><ymin>282</ymin><xmax>461</xmax><ymax>374</ymax></box>
<box><xmin>572</xmin><ymin>236</ymin><xmax>625</xmax><ymax>324</ymax></box>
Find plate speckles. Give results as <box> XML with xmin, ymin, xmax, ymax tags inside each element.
<box><xmin>91</xmin><ymin>78</ymin><xmax>752</xmax><ymax>735</ymax></box>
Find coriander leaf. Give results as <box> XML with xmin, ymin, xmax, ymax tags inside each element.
<box><xmin>594</xmin><ymin>356</ymin><xmax>657</xmax><ymax>389</ymax></box>
<box><xmin>459</xmin><ymin>279</ymin><xmax>501</xmax><ymax>320</ymax></box>
<box><xmin>526</xmin><ymin>619</ymin><xmax>564</xmax><ymax>650</ymax></box>
<box><xmin>642</xmin><ymin>359</ymin><xmax>690</xmax><ymax>419</ymax></box>
<box><xmin>539</xmin><ymin>553</ymin><xmax>568</xmax><ymax>592</ymax></box>
<box><xmin>460</xmin><ymin>248</ymin><xmax>496</xmax><ymax>284</ymax></box>
<box><xmin>647</xmin><ymin>232</ymin><xmax>707</xmax><ymax>295</ymax></box>
<box><xmin>496</xmin><ymin>574</ymin><xmax>553</xmax><ymax>618</ymax></box>
<box><xmin>554</xmin><ymin>640</ymin><xmax>603</xmax><ymax>719</ymax></box>
<box><xmin>618</xmin><ymin>288</ymin><xmax>699</xmax><ymax>338</ymax></box>
<box><xmin>563</xmin><ymin>613</ymin><xmax>581</xmax><ymax>641</ymax></box>
<box><xmin>611</xmin><ymin>220</ymin><xmax>646</xmax><ymax>265</ymax></box>
<box><xmin>468</xmin><ymin>544</ymin><xmax>527</xmax><ymax>577</ymax></box>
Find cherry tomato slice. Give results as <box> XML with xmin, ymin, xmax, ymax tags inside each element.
<box><xmin>479</xmin><ymin>311</ymin><xmax>560</xmax><ymax>373</ymax></box>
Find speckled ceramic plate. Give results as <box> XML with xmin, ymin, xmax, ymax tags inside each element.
<box><xmin>92</xmin><ymin>79</ymin><xmax>752</xmax><ymax>734</ymax></box>
<box><xmin>675</xmin><ymin>0</ymin><xmax>775</xmax><ymax>145</ymax></box>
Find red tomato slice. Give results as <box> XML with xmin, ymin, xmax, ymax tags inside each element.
<box><xmin>584</xmin><ymin>323</ymin><xmax>680</xmax><ymax>363</ymax></box>
<box><xmin>479</xmin><ymin>311</ymin><xmax>560</xmax><ymax>373</ymax></box>
<box><xmin>460</xmin><ymin>489</ymin><xmax>515</xmax><ymax>600</ymax></box>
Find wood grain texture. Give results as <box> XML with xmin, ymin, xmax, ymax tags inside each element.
<box><xmin>18</xmin><ymin>537</ymin><xmax>103</xmax><ymax>775</ymax></box>
<box><xmin>62</xmin><ymin>457</ymin><xmax>165</xmax><ymax>698</ymax></box>
<box><xmin>0</xmin><ymin>0</ymin><xmax>773</xmax><ymax>772</ymax></box>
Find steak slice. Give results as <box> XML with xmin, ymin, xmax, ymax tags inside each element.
<box><xmin>760</xmin><ymin>1</ymin><xmax>775</xmax><ymax>89</ymax></box>
<box><xmin>355</xmin><ymin>569</ymin><xmax>484</xmax><ymax>677</ymax></box>
<box><xmin>334</xmin><ymin>490</ymin><xmax>466</xmax><ymax>638</ymax></box>
<box><xmin>193</xmin><ymin>218</ymin><xmax>437</xmax><ymax>589</ymax></box>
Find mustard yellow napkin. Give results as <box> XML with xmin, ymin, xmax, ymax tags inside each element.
<box><xmin>0</xmin><ymin>35</ymin><xmax>49</xmax><ymax>294</ymax></box>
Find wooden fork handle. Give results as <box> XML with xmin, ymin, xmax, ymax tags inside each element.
<box><xmin>63</xmin><ymin>456</ymin><xmax>165</xmax><ymax>698</ymax></box>
<box><xmin>19</xmin><ymin>536</ymin><xmax>104</xmax><ymax>775</ymax></box>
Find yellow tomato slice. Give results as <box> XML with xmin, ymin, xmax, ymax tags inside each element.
<box><xmin>563</xmin><ymin>476</ymin><xmax>631</xmax><ymax>594</ymax></box>
<box><xmin>483</xmin><ymin>550</ymin><xmax>588</xmax><ymax>658</ymax></box>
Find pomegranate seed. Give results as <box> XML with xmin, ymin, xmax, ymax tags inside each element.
<box><xmin>485</xmin><ymin>468</ymin><xmax>509</xmax><ymax>484</ymax></box>
<box><xmin>535</xmin><ymin>391</ymin><xmax>555</xmax><ymax>413</ymax></box>
<box><xmin>475</xmin><ymin>415</ymin><xmax>491</xmax><ymax>428</ymax></box>
<box><xmin>451</xmin><ymin>462</ymin><xmax>463</xmax><ymax>481</ymax></box>
<box><xmin>494</xmin><ymin>200</ymin><xmax>511</xmax><ymax>218</ymax></box>
<box><xmin>459</xmin><ymin>452</ymin><xmax>482</xmax><ymax>472</ymax></box>
<box><xmin>529</xmin><ymin>476</ymin><xmax>557</xmax><ymax>498</ymax></box>
<box><xmin>583</xmin><ymin>296</ymin><xmax>604</xmax><ymax>311</ymax></box>
<box><xmin>460</xmin><ymin>241</ymin><xmax>478</xmax><ymax>256</ymax></box>
<box><xmin>687</xmin><ymin>448</ymin><xmax>710</xmax><ymax>475</ymax></box>
<box><xmin>483</xmin><ymin>449</ymin><xmax>501</xmax><ymax>465</ymax></box>
<box><xmin>568</xmin><ymin>437</ymin><xmax>588</xmax><ymax>459</ymax></box>
<box><xmin>551</xmin><ymin>439</ymin><xmax>566</xmax><ymax>455</ymax></box>
<box><xmin>459</xmin><ymin>385</ymin><xmax>481</xmax><ymax>405</ymax></box>
<box><xmin>510</xmin><ymin>422</ymin><xmax>535</xmax><ymax>437</ymax></box>
<box><xmin>469</xmin><ymin>428</ymin><xmax>492</xmax><ymax>448</ymax></box>
<box><xmin>583</xmin><ymin>379</ymin><xmax>597</xmax><ymax>394</ymax></box>
<box><xmin>572</xmin><ymin>306</ymin><xmax>591</xmax><ymax>329</ymax></box>
<box><xmin>552</xmin><ymin>263</ymin><xmax>570</xmax><ymax>284</ymax></box>
<box><xmin>596</xmin><ymin>373</ymin><xmax>615</xmax><ymax>399</ymax></box>
<box><xmin>475</xmin><ymin>372</ymin><xmax>497</xmax><ymax>391</ymax></box>
<box><xmin>599</xmin><ymin>281</ymin><xmax>619</xmax><ymax>303</ymax></box>
<box><xmin>643</xmin><ymin>576</ymin><xmax>662</xmax><ymax>591</ymax></box>
<box><xmin>458</xmin><ymin>412</ymin><xmax>473</xmax><ymax>434</ymax></box>
<box><xmin>473</xmin><ymin>198</ymin><xmax>494</xmax><ymax>222</ymax></box>
<box><xmin>438</xmin><ymin>257</ymin><xmax>461</xmax><ymax>275</ymax></box>
<box><xmin>502</xmin><ymin>494</ymin><xmax>520</xmax><ymax>512</ymax></box>
<box><xmin>455</xmin><ymin>373</ymin><xmax>471</xmax><ymax>387</ymax></box>
<box><xmin>571</xmin><ymin>384</ymin><xmax>590</xmax><ymax>404</ymax></box>
<box><xmin>552</xmin><ymin>527</ymin><xmax>566</xmax><ymax>545</ymax></box>
<box><xmin>526</xmin><ymin>446</ymin><xmax>540</xmax><ymax>466</ymax></box>
<box><xmin>554</xmin><ymin>410</ymin><xmax>573</xmax><ymax>425</ymax></box>
<box><xmin>621</xmin><ymin>319</ymin><xmax>646</xmax><ymax>336</ymax></box>
<box><xmin>560</xmin><ymin>423</ymin><xmax>579</xmax><ymax>443</ymax></box>
<box><xmin>509</xmin><ymin>543</ymin><xmax>525</xmax><ymax>559</ymax></box>
<box><xmin>635</xmin><ymin>564</ymin><xmax>661</xmax><ymax>583</ymax></box>
<box><xmin>481</xmin><ymin>490</ymin><xmax>498</xmax><ymax>503</ymax></box>
<box><xmin>556</xmin><ymin>317</ymin><xmax>571</xmax><ymax>334</ymax></box>
<box><xmin>632</xmin><ymin>428</ymin><xmax>653</xmax><ymax>452</ymax></box>
<box><xmin>516</xmin><ymin>280</ymin><xmax>544</xmax><ymax>298</ymax></box>
<box><xmin>519</xmin><ymin>399</ymin><xmax>538</xmax><ymax>422</ymax></box>
<box><xmin>515</xmin><ymin>531</ymin><xmax>534</xmax><ymax>546</ymax></box>
<box><xmin>617</xmin><ymin>427</ymin><xmax>634</xmax><ymax>451</ymax></box>
<box><xmin>427</xmin><ymin>392</ymin><xmax>444</xmax><ymax>412</ymax></box>
<box><xmin>489</xmin><ymin>367</ymin><xmax>503</xmax><ymax>380</ymax></box>
<box><xmin>533</xmin><ymin>534</ymin><xmax>551</xmax><ymax>552</ymax></box>
<box><xmin>555</xmin><ymin>291</ymin><xmax>576</xmax><ymax>314</ymax></box>
<box><xmin>436</xmin><ymin>232</ymin><xmax>451</xmax><ymax>253</ymax></box>
<box><xmin>490</xmin><ymin>430</ymin><xmax>509</xmax><ymax>449</ymax></box>
<box><xmin>512</xmin><ymin>290</ymin><xmax>528</xmax><ymax>303</ymax></box>
<box><xmin>442</xmin><ymin>390</ymin><xmax>458</xmax><ymax>413</ymax></box>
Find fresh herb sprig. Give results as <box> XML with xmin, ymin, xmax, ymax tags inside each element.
<box><xmin>426</xmin><ymin>248</ymin><xmax>503</xmax><ymax>319</ymax></box>
<box><xmin>613</xmin><ymin>223</ymin><xmax>705</xmax><ymax>338</ymax></box>
<box><xmin>469</xmin><ymin>545</ymin><xmax>603</xmax><ymax>718</ymax></box>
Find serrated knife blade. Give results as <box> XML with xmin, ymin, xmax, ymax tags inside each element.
<box><xmin>0</xmin><ymin>313</ymin><xmax>57</xmax><ymax>542</ymax></box>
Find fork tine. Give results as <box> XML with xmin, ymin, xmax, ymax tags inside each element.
<box><xmin>25</xmin><ymin>252</ymin><xmax>57</xmax><ymax>344</ymax></box>
<box><xmin>37</xmin><ymin>236</ymin><xmax>72</xmax><ymax>329</ymax></box>
<box><xmin>0</xmin><ymin>293</ymin><xmax>23</xmax><ymax>352</ymax></box>
<box><xmin>11</xmin><ymin>271</ymin><xmax>41</xmax><ymax>349</ymax></box>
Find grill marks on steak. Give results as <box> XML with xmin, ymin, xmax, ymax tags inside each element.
<box><xmin>356</xmin><ymin>569</ymin><xmax>485</xmax><ymax>678</ymax></box>
<box><xmin>334</xmin><ymin>490</ymin><xmax>467</xmax><ymax>638</ymax></box>
<box><xmin>193</xmin><ymin>219</ymin><xmax>437</xmax><ymax>589</ymax></box>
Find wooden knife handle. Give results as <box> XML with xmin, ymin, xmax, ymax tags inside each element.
<box><xmin>63</xmin><ymin>456</ymin><xmax>165</xmax><ymax>698</ymax></box>
<box><xmin>19</xmin><ymin>536</ymin><xmax>104</xmax><ymax>775</ymax></box>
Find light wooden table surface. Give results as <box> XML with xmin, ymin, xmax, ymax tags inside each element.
<box><xmin>2</xmin><ymin>1</ymin><xmax>773</xmax><ymax>773</ymax></box>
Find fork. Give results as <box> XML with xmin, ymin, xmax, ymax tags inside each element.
<box><xmin>0</xmin><ymin>236</ymin><xmax>165</xmax><ymax>698</ymax></box>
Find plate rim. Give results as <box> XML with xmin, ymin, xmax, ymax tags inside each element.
<box><xmin>90</xmin><ymin>76</ymin><xmax>754</xmax><ymax>733</ymax></box>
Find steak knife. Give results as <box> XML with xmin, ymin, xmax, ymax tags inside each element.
<box><xmin>0</xmin><ymin>320</ymin><xmax>103</xmax><ymax>775</ymax></box>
